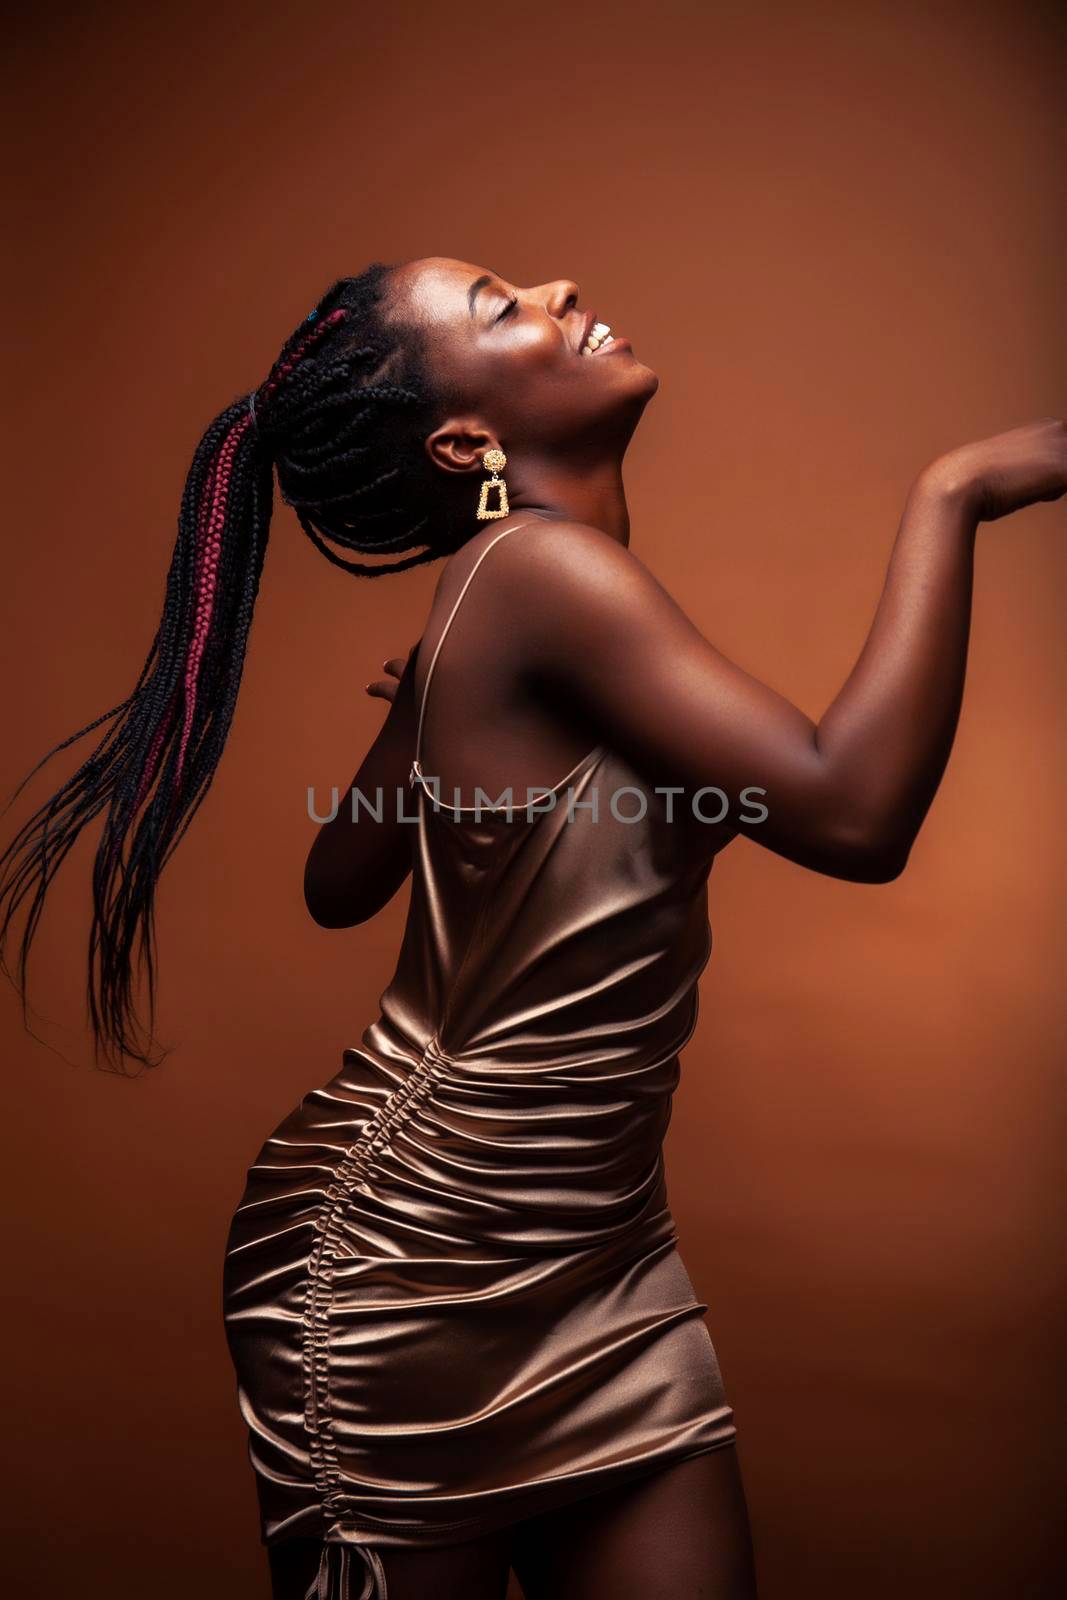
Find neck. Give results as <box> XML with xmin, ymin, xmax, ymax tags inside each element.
<box><xmin>498</xmin><ymin>451</ymin><xmax>631</xmax><ymax>546</ymax></box>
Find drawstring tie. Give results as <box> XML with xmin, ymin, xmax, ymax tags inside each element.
<box><xmin>303</xmin><ymin>1539</ymin><xmax>388</xmax><ymax>1600</ymax></box>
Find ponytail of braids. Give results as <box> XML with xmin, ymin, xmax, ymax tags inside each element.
<box><xmin>0</xmin><ymin>261</ymin><xmax>462</xmax><ymax>1073</ymax></box>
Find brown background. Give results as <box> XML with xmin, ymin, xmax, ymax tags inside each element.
<box><xmin>2</xmin><ymin>1</ymin><xmax>1064</xmax><ymax>1595</ymax></box>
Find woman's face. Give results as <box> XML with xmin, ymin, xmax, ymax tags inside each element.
<box><xmin>386</xmin><ymin>257</ymin><xmax>659</xmax><ymax>464</ymax></box>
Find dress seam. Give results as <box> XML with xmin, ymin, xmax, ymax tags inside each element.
<box><xmin>302</xmin><ymin>1034</ymin><xmax>453</xmax><ymax>1527</ymax></box>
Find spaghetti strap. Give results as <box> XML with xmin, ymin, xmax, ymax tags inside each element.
<box><xmin>411</xmin><ymin>518</ymin><xmax>539</xmax><ymax>774</ymax></box>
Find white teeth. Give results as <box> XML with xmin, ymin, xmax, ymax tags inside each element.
<box><xmin>581</xmin><ymin>321</ymin><xmax>613</xmax><ymax>355</ymax></box>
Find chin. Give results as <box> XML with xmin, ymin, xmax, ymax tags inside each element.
<box><xmin>627</xmin><ymin>364</ymin><xmax>659</xmax><ymax>406</ymax></box>
<box><xmin>631</xmin><ymin>362</ymin><xmax>660</xmax><ymax>400</ymax></box>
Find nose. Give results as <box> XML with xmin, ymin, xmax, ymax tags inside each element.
<box><xmin>541</xmin><ymin>279</ymin><xmax>581</xmax><ymax>318</ymax></box>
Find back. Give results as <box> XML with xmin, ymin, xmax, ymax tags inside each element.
<box><xmin>357</xmin><ymin>517</ymin><xmax>719</xmax><ymax>1248</ymax></box>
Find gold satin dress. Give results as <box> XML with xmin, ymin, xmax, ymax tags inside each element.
<box><xmin>222</xmin><ymin>520</ymin><xmax>737</xmax><ymax>1599</ymax></box>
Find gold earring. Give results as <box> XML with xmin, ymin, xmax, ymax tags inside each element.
<box><xmin>476</xmin><ymin>447</ymin><xmax>510</xmax><ymax>520</ymax></box>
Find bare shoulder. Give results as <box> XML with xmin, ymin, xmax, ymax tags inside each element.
<box><xmin>500</xmin><ymin>515</ymin><xmax>640</xmax><ymax>568</ymax></box>
<box><xmin>464</xmin><ymin>518</ymin><xmax>698</xmax><ymax>703</ymax></box>
<box><xmin>487</xmin><ymin>517</ymin><xmax>669</xmax><ymax>616</ymax></box>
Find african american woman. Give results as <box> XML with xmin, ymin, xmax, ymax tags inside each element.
<box><xmin>1</xmin><ymin>256</ymin><xmax>1064</xmax><ymax>1600</ymax></box>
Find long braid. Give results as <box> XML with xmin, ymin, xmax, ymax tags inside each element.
<box><xmin>0</xmin><ymin>261</ymin><xmax>468</xmax><ymax>1073</ymax></box>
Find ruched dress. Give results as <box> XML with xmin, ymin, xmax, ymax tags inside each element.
<box><xmin>222</xmin><ymin>519</ymin><xmax>737</xmax><ymax>1600</ymax></box>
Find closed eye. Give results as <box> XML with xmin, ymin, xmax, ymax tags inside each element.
<box><xmin>496</xmin><ymin>297</ymin><xmax>518</xmax><ymax>322</ymax></box>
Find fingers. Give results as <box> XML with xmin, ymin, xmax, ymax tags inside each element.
<box><xmin>365</xmin><ymin>649</ymin><xmax>417</xmax><ymax>703</ymax></box>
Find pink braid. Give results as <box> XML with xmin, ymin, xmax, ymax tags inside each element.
<box><xmin>174</xmin><ymin>417</ymin><xmax>250</xmax><ymax>788</ymax></box>
<box><xmin>169</xmin><ymin>307</ymin><xmax>348</xmax><ymax>797</ymax></box>
<box><xmin>258</xmin><ymin>307</ymin><xmax>347</xmax><ymax>407</ymax></box>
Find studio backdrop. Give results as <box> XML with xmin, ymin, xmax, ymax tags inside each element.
<box><xmin>2</xmin><ymin>2</ymin><xmax>1063</xmax><ymax>1596</ymax></box>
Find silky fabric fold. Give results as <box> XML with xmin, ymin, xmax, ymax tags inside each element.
<box><xmin>223</xmin><ymin>521</ymin><xmax>737</xmax><ymax>1599</ymax></box>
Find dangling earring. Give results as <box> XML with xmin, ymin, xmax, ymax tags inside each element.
<box><xmin>476</xmin><ymin>448</ymin><xmax>510</xmax><ymax>520</ymax></box>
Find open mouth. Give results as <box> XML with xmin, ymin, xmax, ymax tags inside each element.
<box><xmin>580</xmin><ymin>320</ymin><xmax>616</xmax><ymax>356</ymax></box>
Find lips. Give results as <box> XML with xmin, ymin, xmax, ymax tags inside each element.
<box><xmin>574</xmin><ymin>309</ymin><xmax>631</xmax><ymax>355</ymax></box>
<box><xmin>575</xmin><ymin>309</ymin><xmax>597</xmax><ymax>356</ymax></box>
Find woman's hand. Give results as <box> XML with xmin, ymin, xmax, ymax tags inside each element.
<box><xmin>923</xmin><ymin>416</ymin><xmax>1067</xmax><ymax>523</ymax></box>
<box><xmin>365</xmin><ymin>646</ymin><xmax>417</xmax><ymax>706</ymax></box>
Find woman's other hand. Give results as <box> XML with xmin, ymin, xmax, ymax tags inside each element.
<box><xmin>365</xmin><ymin>645</ymin><xmax>417</xmax><ymax>705</ymax></box>
<box><xmin>307</xmin><ymin>641</ymin><xmax>421</xmax><ymax>927</ymax></box>
<box><xmin>922</xmin><ymin>416</ymin><xmax>1067</xmax><ymax>523</ymax></box>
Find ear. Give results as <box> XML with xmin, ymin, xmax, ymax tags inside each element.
<box><xmin>424</xmin><ymin>417</ymin><xmax>499</xmax><ymax>477</ymax></box>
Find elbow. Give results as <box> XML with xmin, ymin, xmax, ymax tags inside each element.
<box><xmin>304</xmin><ymin>895</ymin><xmax>351</xmax><ymax>931</ymax></box>
<box><xmin>303</xmin><ymin>865</ymin><xmax>358</xmax><ymax>929</ymax></box>
<box><xmin>846</xmin><ymin>842</ymin><xmax>910</xmax><ymax>884</ymax></box>
<box><xmin>819</xmin><ymin>819</ymin><xmax>913</xmax><ymax>884</ymax></box>
<box><xmin>306</xmin><ymin>900</ymin><xmax>359</xmax><ymax>930</ymax></box>
<box><xmin>303</xmin><ymin>853</ymin><xmax>411</xmax><ymax>928</ymax></box>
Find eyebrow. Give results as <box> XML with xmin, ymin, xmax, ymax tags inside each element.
<box><xmin>467</xmin><ymin>274</ymin><xmax>496</xmax><ymax>317</ymax></box>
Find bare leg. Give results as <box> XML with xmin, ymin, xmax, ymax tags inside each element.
<box><xmin>267</xmin><ymin>1530</ymin><xmax>514</xmax><ymax>1600</ymax></box>
<box><xmin>510</xmin><ymin>1447</ymin><xmax>759</xmax><ymax>1600</ymax></box>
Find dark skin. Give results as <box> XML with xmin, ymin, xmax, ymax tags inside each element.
<box><xmin>296</xmin><ymin>261</ymin><xmax>1065</xmax><ymax>1595</ymax></box>
<box><xmin>268</xmin><ymin>1449</ymin><xmax>757</xmax><ymax>1599</ymax></box>
<box><xmin>304</xmin><ymin>255</ymin><xmax>1067</xmax><ymax>929</ymax></box>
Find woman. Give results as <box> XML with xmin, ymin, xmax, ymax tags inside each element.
<box><xmin>0</xmin><ymin>256</ymin><xmax>1062</xmax><ymax>1600</ymax></box>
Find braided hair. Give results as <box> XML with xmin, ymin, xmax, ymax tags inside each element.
<box><xmin>0</xmin><ymin>261</ymin><xmax>466</xmax><ymax>1073</ymax></box>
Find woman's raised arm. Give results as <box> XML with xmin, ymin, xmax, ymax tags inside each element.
<box><xmin>510</xmin><ymin>419</ymin><xmax>1066</xmax><ymax>882</ymax></box>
